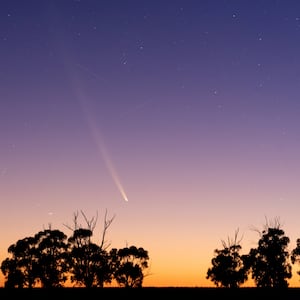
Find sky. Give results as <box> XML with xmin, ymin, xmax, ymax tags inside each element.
<box><xmin>1</xmin><ymin>0</ymin><xmax>300</xmax><ymax>287</ymax></box>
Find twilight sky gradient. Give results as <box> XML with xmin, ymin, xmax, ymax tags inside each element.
<box><xmin>1</xmin><ymin>0</ymin><xmax>300</xmax><ymax>287</ymax></box>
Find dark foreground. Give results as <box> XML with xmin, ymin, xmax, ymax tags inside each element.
<box><xmin>1</xmin><ymin>287</ymin><xmax>300</xmax><ymax>299</ymax></box>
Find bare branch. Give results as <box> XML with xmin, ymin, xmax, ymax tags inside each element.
<box><xmin>221</xmin><ymin>228</ymin><xmax>243</xmax><ymax>248</ymax></box>
<box><xmin>99</xmin><ymin>209</ymin><xmax>116</xmax><ymax>250</ymax></box>
<box><xmin>63</xmin><ymin>211</ymin><xmax>80</xmax><ymax>232</ymax></box>
<box><xmin>80</xmin><ymin>210</ymin><xmax>98</xmax><ymax>232</ymax></box>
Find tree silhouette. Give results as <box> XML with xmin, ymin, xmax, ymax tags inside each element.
<box><xmin>65</xmin><ymin>210</ymin><xmax>115</xmax><ymax>287</ymax></box>
<box><xmin>1</xmin><ymin>258</ymin><xmax>25</xmax><ymax>288</ymax></box>
<box><xmin>206</xmin><ymin>229</ymin><xmax>249</xmax><ymax>288</ymax></box>
<box><xmin>1</xmin><ymin>228</ymin><xmax>69</xmax><ymax>288</ymax></box>
<box><xmin>247</xmin><ymin>217</ymin><xmax>292</xmax><ymax>288</ymax></box>
<box><xmin>33</xmin><ymin>228</ymin><xmax>69</xmax><ymax>288</ymax></box>
<box><xmin>94</xmin><ymin>209</ymin><xmax>117</xmax><ymax>287</ymax></box>
<box><xmin>1</xmin><ymin>236</ymin><xmax>39</xmax><ymax>288</ymax></box>
<box><xmin>0</xmin><ymin>209</ymin><xmax>153</xmax><ymax>289</ymax></box>
<box><xmin>291</xmin><ymin>238</ymin><xmax>300</xmax><ymax>278</ymax></box>
<box><xmin>112</xmin><ymin>245</ymin><xmax>149</xmax><ymax>288</ymax></box>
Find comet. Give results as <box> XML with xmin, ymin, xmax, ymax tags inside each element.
<box><xmin>90</xmin><ymin>124</ymin><xmax>129</xmax><ymax>203</ymax></box>
<box><xmin>76</xmin><ymin>89</ymin><xmax>129</xmax><ymax>203</ymax></box>
<box><xmin>66</xmin><ymin>61</ymin><xmax>129</xmax><ymax>203</ymax></box>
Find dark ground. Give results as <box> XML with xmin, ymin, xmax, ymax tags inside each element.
<box><xmin>1</xmin><ymin>287</ymin><xmax>300</xmax><ymax>299</ymax></box>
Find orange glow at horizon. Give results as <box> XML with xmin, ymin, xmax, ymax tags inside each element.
<box><xmin>2</xmin><ymin>0</ymin><xmax>300</xmax><ymax>290</ymax></box>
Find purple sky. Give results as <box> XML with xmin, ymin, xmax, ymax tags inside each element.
<box><xmin>1</xmin><ymin>0</ymin><xmax>300</xmax><ymax>287</ymax></box>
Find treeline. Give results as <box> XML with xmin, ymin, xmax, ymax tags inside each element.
<box><xmin>206</xmin><ymin>217</ymin><xmax>300</xmax><ymax>288</ymax></box>
<box><xmin>2</xmin><ymin>213</ymin><xmax>300</xmax><ymax>289</ymax></box>
<box><xmin>0</xmin><ymin>210</ymin><xmax>149</xmax><ymax>288</ymax></box>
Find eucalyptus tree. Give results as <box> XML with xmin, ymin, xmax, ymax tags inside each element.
<box><xmin>290</xmin><ymin>238</ymin><xmax>300</xmax><ymax>279</ymax></box>
<box><xmin>65</xmin><ymin>210</ymin><xmax>115</xmax><ymax>287</ymax></box>
<box><xmin>112</xmin><ymin>245</ymin><xmax>150</xmax><ymax>288</ymax></box>
<box><xmin>1</xmin><ymin>227</ymin><xmax>70</xmax><ymax>288</ymax></box>
<box><xmin>248</xmin><ymin>218</ymin><xmax>292</xmax><ymax>288</ymax></box>
<box><xmin>33</xmin><ymin>228</ymin><xmax>69</xmax><ymax>288</ymax></box>
<box><xmin>206</xmin><ymin>229</ymin><xmax>250</xmax><ymax>288</ymax></box>
<box><xmin>1</xmin><ymin>236</ymin><xmax>39</xmax><ymax>288</ymax></box>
